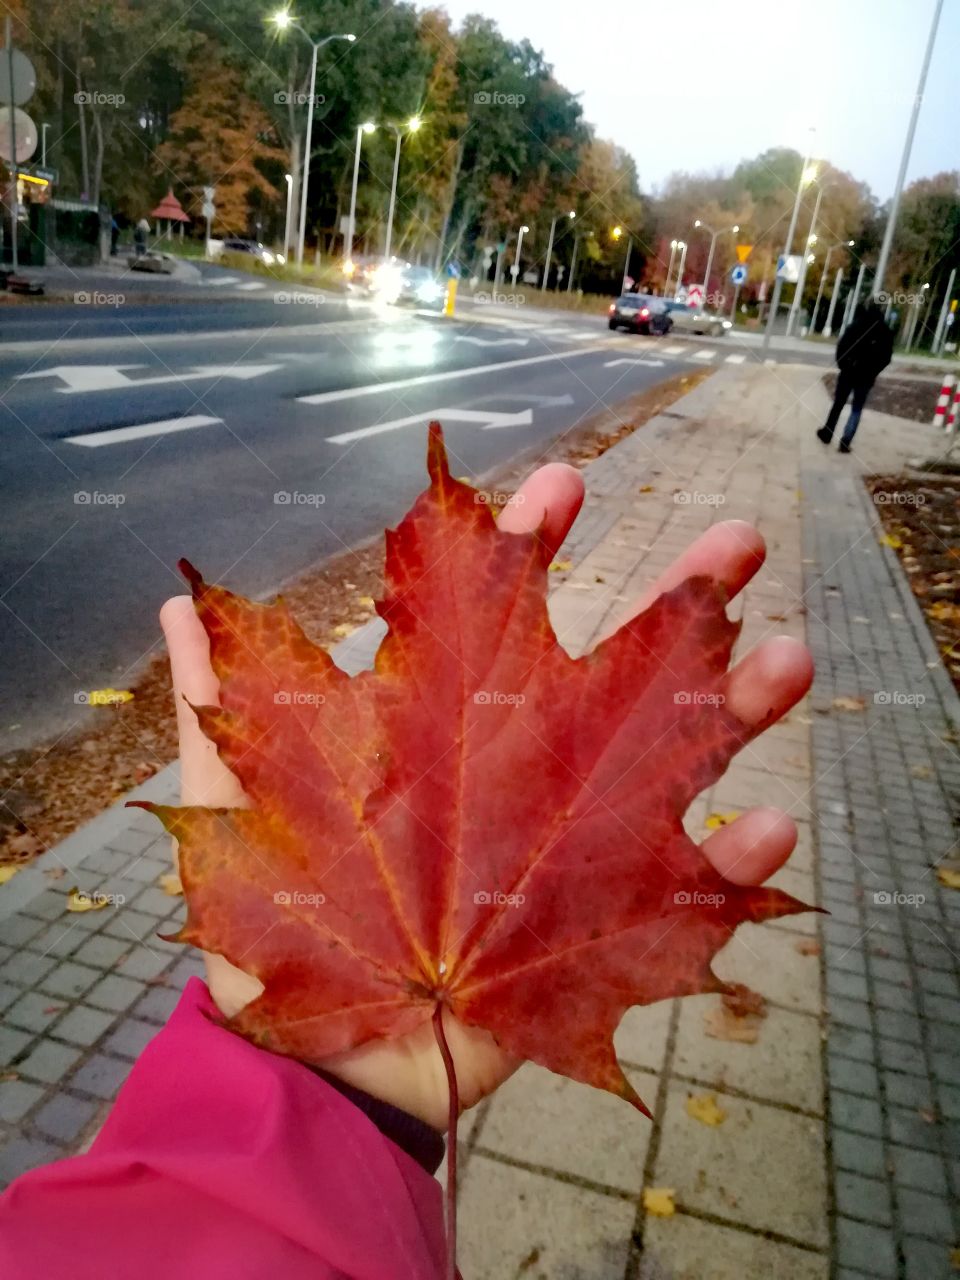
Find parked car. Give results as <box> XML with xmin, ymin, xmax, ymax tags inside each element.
<box><xmin>220</xmin><ymin>238</ymin><xmax>283</xmax><ymax>266</ymax></box>
<box><xmin>607</xmin><ymin>293</ymin><xmax>672</xmax><ymax>335</ymax></box>
<box><xmin>396</xmin><ymin>265</ymin><xmax>445</xmax><ymax>308</ymax></box>
<box><xmin>663</xmin><ymin>301</ymin><xmax>732</xmax><ymax>337</ymax></box>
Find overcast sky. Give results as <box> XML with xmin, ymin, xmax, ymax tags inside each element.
<box><xmin>438</xmin><ymin>0</ymin><xmax>956</xmax><ymax>200</ymax></box>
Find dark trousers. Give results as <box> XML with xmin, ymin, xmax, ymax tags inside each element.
<box><xmin>822</xmin><ymin>370</ymin><xmax>871</xmax><ymax>446</ymax></box>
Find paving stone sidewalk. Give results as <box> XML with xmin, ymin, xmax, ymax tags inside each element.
<box><xmin>1</xmin><ymin>360</ymin><xmax>957</xmax><ymax>1278</ymax></box>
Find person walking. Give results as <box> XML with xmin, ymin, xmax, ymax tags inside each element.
<box><xmin>817</xmin><ymin>301</ymin><xmax>894</xmax><ymax>453</ymax></box>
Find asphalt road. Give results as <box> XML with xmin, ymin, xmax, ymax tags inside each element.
<box><xmin>0</xmin><ymin>263</ymin><xmax>833</xmax><ymax>751</ymax></box>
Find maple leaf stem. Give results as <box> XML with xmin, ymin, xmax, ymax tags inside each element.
<box><xmin>431</xmin><ymin>1002</ymin><xmax>459</xmax><ymax>1280</ymax></box>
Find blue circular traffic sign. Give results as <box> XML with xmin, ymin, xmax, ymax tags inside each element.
<box><xmin>730</xmin><ymin>264</ymin><xmax>747</xmax><ymax>285</ymax></box>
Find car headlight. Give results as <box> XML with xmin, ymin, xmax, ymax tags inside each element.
<box><xmin>260</xmin><ymin>250</ymin><xmax>275</xmax><ymax>265</ymax></box>
<box><xmin>416</xmin><ymin>281</ymin><xmax>443</xmax><ymax>303</ymax></box>
<box><xmin>276</xmin><ymin>253</ymin><xmax>286</xmax><ymax>265</ymax></box>
<box><xmin>722</xmin><ymin>319</ymin><xmax>732</xmax><ymax>329</ymax></box>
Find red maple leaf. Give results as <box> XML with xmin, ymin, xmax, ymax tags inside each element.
<box><xmin>141</xmin><ymin>426</ymin><xmax>810</xmax><ymax>1113</ymax></box>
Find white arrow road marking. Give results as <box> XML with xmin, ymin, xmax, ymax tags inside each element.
<box><xmin>474</xmin><ymin>392</ymin><xmax>574</xmax><ymax>408</ymax></box>
<box><xmin>561</xmin><ymin>330</ymin><xmax>601</xmax><ymax>340</ymax></box>
<box><xmin>604</xmin><ymin>358</ymin><xmax>665</xmax><ymax>368</ymax></box>
<box><xmin>66</xmin><ymin>414</ymin><xmax>223</xmax><ymax>448</ymax></box>
<box><xmin>237</xmin><ymin>281</ymin><xmax>267</xmax><ymax>291</ymax></box>
<box><xmin>328</xmin><ymin>407</ymin><xmax>533</xmax><ymax>445</ymax></box>
<box><xmin>661</xmin><ymin>344</ymin><xmax>685</xmax><ymax>355</ymax></box>
<box><xmin>724</xmin><ymin>353</ymin><xmax>746</xmax><ymax>364</ymax></box>
<box><xmin>454</xmin><ymin>335</ymin><xmax>529</xmax><ymax>347</ymax></box>
<box><xmin>297</xmin><ymin>346</ymin><xmax>600</xmax><ymax>406</ymax></box>
<box><xmin>16</xmin><ymin>364</ymin><xmax>282</xmax><ymax>394</ymax></box>
<box><xmin>206</xmin><ymin>276</ymin><xmax>241</xmax><ymax>286</ymax></box>
<box><xmin>691</xmin><ymin>349</ymin><xmax>717</xmax><ymax>361</ymax></box>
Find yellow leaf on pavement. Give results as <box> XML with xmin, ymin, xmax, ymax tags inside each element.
<box><xmin>548</xmin><ymin>559</ymin><xmax>572</xmax><ymax>573</ymax></box>
<box><xmin>936</xmin><ymin>867</ymin><xmax>960</xmax><ymax>891</ymax></box>
<box><xmin>832</xmin><ymin>695</ymin><xmax>866</xmax><ymax>712</ymax></box>
<box><xmin>643</xmin><ymin>1187</ymin><xmax>676</xmax><ymax>1217</ymax></box>
<box><xmin>333</xmin><ymin>623</ymin><xmax>356</xmax><ymax>638</ymax></box>
<box><xmin>159</xmin><ymin>873</ymin><xmax>183</xmax><ymax>896</ymax></box>
<box><xmin>686</xmin><ymin>1093</ymin><xmax>727</xmax><ymax>1127</ymax></box>
<box><xmin>0</xmin><ymin>865</ymin><xmax>20</xmax><ymax>886</ymax></box>
<box><xmin>66</xmin><ymin>887</ymin><xmax>109</xmax><ymax>913</ymax></box>
<box><xmin>705</xmin><ymin>811</ymin><xmax>740</xmax><ymax>830</ymax></box>
<box><xmin>357</xmin><ymin>596</ymin><xmax>375</xmax><ymax>608</ymax></box>
<box><xmin>879</xmin><ymin>534</ymin><xmax>902</xmax><ymax>549</ymax></box>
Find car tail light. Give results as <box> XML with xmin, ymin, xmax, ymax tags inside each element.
<box><xmin>608</xmin><ymin>303</ymin><xmax>616</xmax><ymax>313</ymax></box>
<box><xmin>640</xmin><ymin>307</ymin><xmax>650</xmax><ymax>318</ymax></box>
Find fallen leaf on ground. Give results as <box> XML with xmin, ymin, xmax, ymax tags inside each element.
<box><xmin>332</xmin><ymin>623</ymin><xmax>356</xmax><ymax>638</ymax></box>
<box><xmin>686</xmin><ymin>1093</ymin><xmax>727</xmax><ymax>1127</ymax></box>
<box><xmin>66</xmin><ymin>887</ymin><xmax>109</xmax><ymax>912</ymax></box>
<box><xmin>548</xmin><ymin>559</ymin><xmax>572</xmax><ymax>572</ymax></box>
<box><xmin>703</xmin><ymin>1003</ymin><xmax>760</xmax><ymax>1044</ymax></box>
<box><xmin>879</xmin><ymin>534</ymin><xmax>902</xmax><ymax>549</ymax></box>
<box><xmin>721</xmin><ymin>983</ymin><xmax>767</xmax><ymax>1019</ymax></box>
<box><xmin>0</xmin><ymin>865</ymin><xmax>20</xmax><ymax>885</ymax></box>
<box><xmin>159</xmin><ymin>873</ymin><xmax>183</xmax><ymax>896</ymax></box>
<box><xmin>357</xmin><ymin>596</ymin><xmax>375</xmax><ymax>608</ymax></box>
<box><xmin>3</xmin><ymin>832</ymin><xmax>43</xmax><ymax>861</ymax></box>
<box><xmin>134</xmin><ymin>762</ymin><xmax>158</xmax><ymax>784</ymax></box>
<box><xmin>43</xmin><ymin>867</ymin><xmax>66</xmax><ymax>881</ymax></box>
<box><xmin>832</xmin><ymin>695</ymin><xmax>866</xmax><ymax>713</ymax></box>
<box><xmin>909</xmin><ymin>764</ymin><xmax>933</xmax><ymax>780</ymax></box>
<box><xmin>795</xmin><ymin>938</ymin><xmax>821</xmax><ymax>956</ymax></box>
<box><xmin>639</xmin><ymin>485</ymin><xmax>654</xmax><ymax>494</ymax></box>
<box><xmin>139</xmin><ymin>425</ymin><xmax>812</xmax><ymax>1114</ymax></box>
<box><xmin>936</xmin><ymin>867</ymin><xmax>960</xmax><ymax>891</ymax></box>
<box><xmin>705</xmin><ymin>811</ymin><xmax>741</xmax><ymax>830</ymax></box>
<box><xmin>643</xmin><ymin>1187</ymin><xmax>676</xmax><ymax>1217</ymax></box>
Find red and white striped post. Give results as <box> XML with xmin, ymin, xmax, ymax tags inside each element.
<box><xmin>934</xmin><ymin>375</ymin><xmax>956</xmax><ymax>430</ymax></box>
<box><xmin>947</xmin><ymin>386</ymin><xmax>960</xmax><ymax>434</ymax></box>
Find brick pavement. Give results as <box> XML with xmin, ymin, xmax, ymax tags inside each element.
<box><xmin>1</xmin><ymin>359</ymin><xmax>957</xmax><ymax>1278</ymax></box>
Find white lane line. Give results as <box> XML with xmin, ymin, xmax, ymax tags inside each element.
<box><xmin>561</xmin><ymin>330</ymin><xmax>601</xmax><ymax>340</ymax></box>
<box><xmin>725</xmin><ymin>353</ymin><xmax>746</xmax><ymax>364</ymax></box>
<box><xmin>206</xmin><ymin>276</ymin><xmax>241</xmax><ymax>287</ymax></box>
<box><xmin>66</xmin><ymin>414</ymin><xmax>222</xmax><ymax>448</ymax></box>
<box><xmin>297</xmin><ymin>346</ymin><xmax>601</xmax><ymax>406</ymax></box>
<box><xmin>661</xmin><ymin>344</ymin><xmax>685</xmax><ymax>355</ymax></box>
<box><xmin>690</xmin><ymin>348</ymin><xmax>717</xmax><ymax>362</ymax></box>
<box><xmin>237</xmin><ymin>281</ymin><xmax>267</xmax><ymax>291</ymax></box>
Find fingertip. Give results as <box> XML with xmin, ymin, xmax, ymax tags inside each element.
<box><xmin>498</xmin><ymin>462</ymin><xmax>585</xmax><ymax>554</ymax></box>
<box><xmin>702</xmin><ymin>806</ymin><xmax>798</xmax><ymax>885</ymax></box>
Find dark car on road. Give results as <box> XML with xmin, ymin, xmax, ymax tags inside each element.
<box><xmin>607</xmin><ymin>294</ymin><xmax>672</xmax><ymax>335</ymax></box>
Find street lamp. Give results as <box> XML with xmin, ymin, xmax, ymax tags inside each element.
<box><xmin>40</xmin><ymin>122</ymin><xmax>50</xmax><ymax>167</ymax></box>
<box><xmin>345</xmin><ymin>120</ymin><xmax>376</xmax><ymax>265</ymax></box>
<box><xmin>693</xmin><ymin>219</ymin><xmax>739</xmax><ymax>303</ymax></box>
<box><xmin>512</xmin><ymin>224</ymin><xmax>530</xmax><ymax>283</ymax></box>
<box><xmin>567</xmin><ymin>229</ymin><xmax>582</xmax><ymax>294</ymax></box>
<box><xmin>763</xmin><ymin>141</ymin><xmax>817</xmax><ymax>348</ymax></box>
<box><xmin>674</xmin><ymin>240</ymin><xmax>688</xmax><ymax>293</ymax></box>
<box><xmin>807</xmin><ymin>239</ymin><xmax>854</xmax><ymax>338</ymax></box>
<box><xmin>383</xmin><ymin>116</ymin><xmax>421</xmax><ymax>261</ymax></box>
<box><xmin>542</xmin><ymin>209</ymin><xmax>575</xmax><ymax>292</ymax></box>
<box><xmin>612</xmin><ymin>224</ymin><xmax>633</xmax><ymax>294</ymax></box>
<box><xmin>665</xmin><ymin>239</ymin><xmax>679</xmax><ymax>296</ymax></box>
<box><xmin>270</xmin><ymin>10</ymin><xmax>356</xmax><ymax>266</ymax></box>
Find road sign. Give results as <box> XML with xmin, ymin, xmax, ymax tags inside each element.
<box><xmin>201</xmin><ymin>201</ymin><xmax>215</xmax><ymax>219</ymax></box>
<box><xmin>735</xmin><ymin>244</ymin><xmax>752</xmax><ymax>264</ymax></box>
<box><xmin>202</xmin><ymin>185</ymin><xmax>215</xmax><ymax>202</ymax></box>
<box><xmin>686</xmin><ymin>284</ymin><xmax>704</xmax><ymax>309</ymax></box>
<box><xmin>0</xmin><ymin>106</ymin><xmax>37</xmax><ymax>163</ymax></box>
<box><xmin>730</xmin><ymin>264</ymin><xmax>748</xmax><ymax>286</ymax></box>
<box><xmin>23</xmin><ymin>163</ymin><xmax>57</xmax><ymax>183</ymax></box>
<box><xmin>0</xmin><ymin>49</ymin><xmax>36</xmax><ymax>106</ymax></box>
<box><xmin>776</xmin><ymin>254</ymin><xmax>803</xmax><ymax>283</ymax></box>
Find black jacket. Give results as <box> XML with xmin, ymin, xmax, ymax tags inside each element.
<box><xmin>836</xmin><ymin>305</ymin><xmax>894</xmax><ymax>386</ymax></box>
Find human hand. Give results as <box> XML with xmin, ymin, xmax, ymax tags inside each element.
<box><xmin>159</xmin><ymin>461</ymin><xmax>812</xmax><ymax>1131</ymax></box>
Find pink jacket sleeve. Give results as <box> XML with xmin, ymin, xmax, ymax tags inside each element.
<box><xmin>0</xmin><ymin>978</ymin><xmax>447</xmax><ymax>1280</ymax></box>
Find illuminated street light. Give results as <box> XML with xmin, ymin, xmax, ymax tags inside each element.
<box><xmin>693</xmin><ymin>220</ymin><xmax>740</xmax><ymax>299</ymax></box>
<box><xmin>383</xmin><ymin>117</ymin><xmax>423</xmax><ymax>260</ymax></box>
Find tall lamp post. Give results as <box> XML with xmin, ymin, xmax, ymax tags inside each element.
<box><xmin>282</xmin><ymin>172</ymin><xmax>294</xmax><ymax>261</ymax></box>
<box><xmin>693</xmin><ymin>219</ymin><xmax>739</xmax><ymax>301</ymax></box>
<box><xmin>612</xmin><ymin>225</ymin><xmax>633</xmax><ymax>294</ymax></box>
<box><xmin>383</xmin><ymin>116</ymin><xmax>421</xmax><ymax>261</ymax></box>
<box><xmin>511</xmin><ymin>224</ymin><xmax>529</xmax><ymax>283</ymax></box>
<box><xmin>675</xmin><ymin>240</ymin><xmax>688</xmax><ymax>293</ymax></box>
<box><xmin>270</xmin><ymin>10</ymin><xmax>355</xmax><ymax>266</ymax></box>
<box><xmin>542</xmin><ymin>209</ymin><xmax>575</xmax><ymax>291</ymax></box>
<box><xmin>665</xmin><ymin>239</ymin><xmax>679</xmax><ymax>296</ymax></box>
<box><xmin>807</xmin><ymin>239</ymin><xmax>854</xmax><ymax>338</ymax></box>
<box><xmin>346</xmin><ymin>120</ymin><xmax>375</xmax><ymax>263</ymax></box>
<box><xmin>763</xmin><ymin>147</ymin><xmax>817</xmax><ymax>350</ymax></box>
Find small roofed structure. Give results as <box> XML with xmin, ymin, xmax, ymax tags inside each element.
<box><xmin>149</xmin><ymin>189</ymin><xmax>191</xmax><ymax>239</ymax></box>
